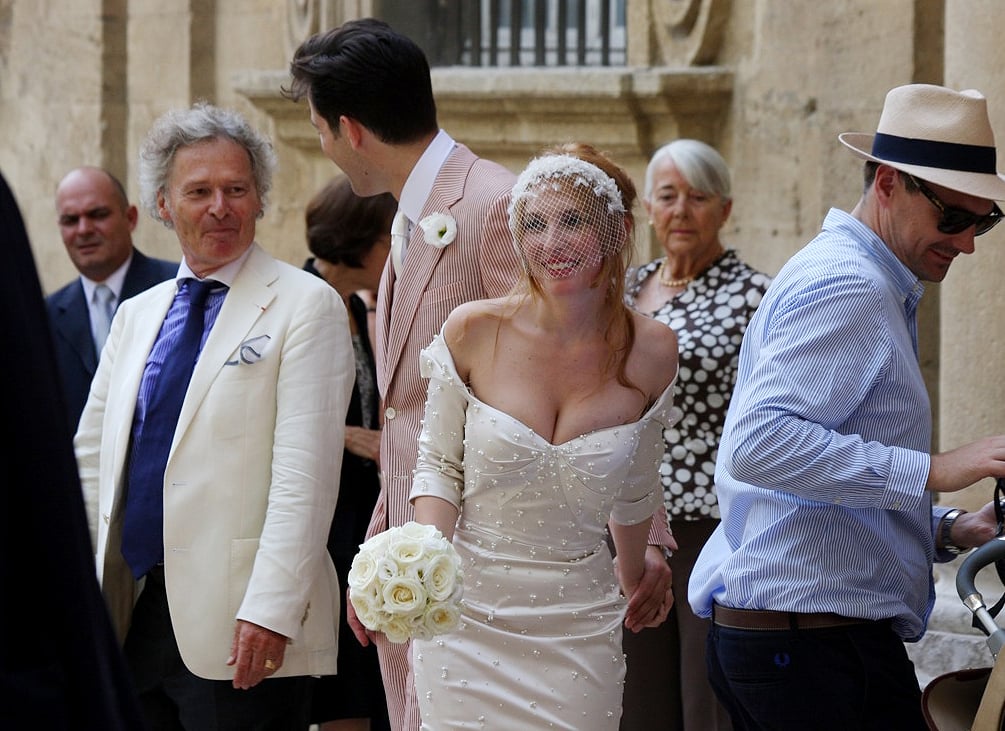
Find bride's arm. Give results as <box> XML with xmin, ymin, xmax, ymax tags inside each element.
<box><xmin>609</xmin><ymin>520</ymin><xmax>650</xmax><ymax>596</ymax></box>
<box><xmin>409</xmin><ymin>329</ymin><xmax>469</xmax><ymax>540</ymax></box>
<box><xmin>413</xmin><ymin>495</ymin><xmax>460</xmax><ymax>541</ymax></box>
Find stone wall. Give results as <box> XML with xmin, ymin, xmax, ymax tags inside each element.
<box><xmin>4</xmin><ymin>0</ymin><xmax>1005</xmax><ymax>689</ymax></box>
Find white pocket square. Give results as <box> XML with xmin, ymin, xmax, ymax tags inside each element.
<box><xmin>225</xmin><ymin>334</ymin><xmax>272</xmax><ymax>366</ymax></box>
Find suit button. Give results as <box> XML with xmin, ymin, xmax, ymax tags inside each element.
<box><xmin>385</xmin><ymin>406</ymin><xmax>396</xmax><ymax>420</ymax></box>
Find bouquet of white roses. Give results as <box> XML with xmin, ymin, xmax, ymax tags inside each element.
<box><xmin>348</xmin><ymin>521</ymin><xmax>464</xmax><ymax>644</ymax></box>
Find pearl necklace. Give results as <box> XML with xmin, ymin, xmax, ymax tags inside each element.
<box><xmin>658</xmin><ymin>262</ymin><xmax>693</xmax><ymax>288</ymax></box>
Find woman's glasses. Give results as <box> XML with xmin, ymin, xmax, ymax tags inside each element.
<box><xmin>909</xmin><ymin>174</ymin><xmax>1003</xmax><ymax>236</ymax></box>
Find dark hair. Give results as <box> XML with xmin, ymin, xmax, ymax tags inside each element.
<box><xmin>863</xmin><ymin>160</ymin><xmax>921</xmax><ymax>194</ymax></box>
<box><xmin>284</xmin><ymin>17</ymin><xmax>438</xmax><ymax>144</ymax></box>
<box><xmin>305</xmin><ymin>176</ymin><xmax>396</xmax><ymax>268</ymax></box>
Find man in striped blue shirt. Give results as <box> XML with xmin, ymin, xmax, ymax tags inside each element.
<box><xmin>689</xmin><ymin>84</ymin><xmax>1005</xmax><ymax>730</ymax></box>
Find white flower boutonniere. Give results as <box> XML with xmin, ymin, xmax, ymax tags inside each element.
<box><xmin>419</xmin><ymin>213</ymin><xmax>457</xmax><ymax>249</ymax></box>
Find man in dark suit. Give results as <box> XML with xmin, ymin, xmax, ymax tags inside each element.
<box><xmin>46</xmin><ymin>166</ymin><xmax>176</xmax><ymax>432</ymax></box>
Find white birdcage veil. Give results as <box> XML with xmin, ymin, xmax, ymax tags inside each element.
<box><xmin>508</xmin><ymin>153</ymin><xmax>629</xmax><ymax>280</ymax></box>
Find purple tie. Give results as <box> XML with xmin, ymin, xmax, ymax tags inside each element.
<box><xmin>121</xmin><ymin>279</ymin><xmax>216</xmax><ymax>579</ymax></box>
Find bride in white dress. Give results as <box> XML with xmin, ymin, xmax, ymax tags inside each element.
<box><xmin>408</xmin><ymin>143</ymin><xmax>681</xmax><ymax>729</ymax></box>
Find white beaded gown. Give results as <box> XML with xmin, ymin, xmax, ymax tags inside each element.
<box><xmin>409</xmin><ymin>334</ymin><xmax>679</xmax><ymax>730</ymax></box>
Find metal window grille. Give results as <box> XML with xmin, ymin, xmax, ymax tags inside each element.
<box><xmin>445</xmin><ymin>0</ymin><xmax>626</xmax><ymax>67</ymax></box>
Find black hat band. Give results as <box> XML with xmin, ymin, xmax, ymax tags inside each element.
<box><xmin>872</xmin><ymin>132</ymin><xmax>997</xmax><ymax>174</ymax></box>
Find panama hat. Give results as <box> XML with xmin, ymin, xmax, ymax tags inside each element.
<box><xmin>839</xmin><ymin>83</ymin><xmax>1005</xmax><ymax>201</ymax></box>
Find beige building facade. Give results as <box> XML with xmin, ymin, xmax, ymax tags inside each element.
<box><xmin>4</xmin><ymin>0</ymin><xmax>1004</xmax><ymax>684</ymax></box>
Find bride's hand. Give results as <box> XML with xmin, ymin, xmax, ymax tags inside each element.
<box><xmin>621</xmin><ymin>547</ymin><xmax>674</xmax><ymax>633</ymax></box>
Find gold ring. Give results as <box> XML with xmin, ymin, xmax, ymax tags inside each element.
<box><xmin>264</xmin><ymin>658</ymin><xmax>277</xmax><ymax>671</ymax></box>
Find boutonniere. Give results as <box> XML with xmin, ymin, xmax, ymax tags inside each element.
<box><xmin>419</xmin><ymin>213</ymin><xmax>457</xmax><ymax>249</ymax></box>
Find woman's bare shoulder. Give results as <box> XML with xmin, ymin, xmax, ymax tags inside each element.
<box><xmin>630</xmin><ymin>309</ymin><xmax>679</xmax><ymax>391</ymax></box>
<box><xmin>444</xmin><ymin>298</ymin><xmax>510</xmax><ymax>341</ymax></box>
<box><xmin>442</xmin><ymin>297</ymin><xmax>514</xmax><ymax>374</ymax></box>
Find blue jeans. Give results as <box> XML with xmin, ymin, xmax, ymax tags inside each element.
<box><xmin>706</xmin><ymin>620</ymin><xmax>927</xmax><ymax>730</ymax></box>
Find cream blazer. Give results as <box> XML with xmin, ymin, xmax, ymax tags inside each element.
<box><xmin>76</xmin><ymin>243</ymin><xmax>353</xmax><ymax>680</ymax></box>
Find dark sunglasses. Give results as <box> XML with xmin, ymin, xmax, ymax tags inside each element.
<box><xmin>908</xmin><ymin>174</ymin><xmax>1003</xmax><ymax>236</ymax></box>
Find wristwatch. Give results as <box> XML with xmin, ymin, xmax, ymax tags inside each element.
<box><xmin>939</xmin><ymin>508</ymin><xmax>969</xmax><ymax>556</ymax></box>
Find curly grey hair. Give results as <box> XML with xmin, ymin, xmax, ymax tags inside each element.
<box><xmin>138</xmin><ymin>101</ymin><xmax>277</xmax><ymax>226</ymax></box>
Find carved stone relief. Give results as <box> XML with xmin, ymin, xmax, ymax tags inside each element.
<box><xmin>631</xmin><ymin>0</ymin><xmax>730</xmax><ymax>66</ymax></box>
<box><xmin>285</xmin><ymin>0</ymin><xmax>375</xmax><ymax>57</ymax></box>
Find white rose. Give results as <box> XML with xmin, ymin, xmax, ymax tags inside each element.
<box><xmin>382</xmin><ymin>575</ymin><xmax>426</xmax><ymax>616</ymax></box>
<box><xmin>423</xmin><ymin>552</ymin><xmax>461</xmax><ymax>602</ymax></box>
<box><xmin>348</xmin><ymin>549</ymin><xmax>380</xmax><ymax>591</ymax></box>
<box><xmin>423</xmin><ymin>601</ymin><xmax>462</xmax><ymax>636</ymax></box>
<box><xmin>349</xmin><ymin>588</ymin><xmax>381</xmax><ymax>631</ymax></box>
<box><xmin>362</xmin><ymin>529</ymin><xmax>392</xmax><ymax>554</ymax></box>
<box><xmin>419</xmin><ymin>213</ymin><xmax>457</xmax><ymax>248</ymax></box>
<box><xmin>376</xmin><ymin>555</ymin><xmax>399</xmax><ymax>583</ymax></box>
<box><xmin>383</xmin><ymin>614</ymin><xmax>417</xmax><ymax>644</ymax></box>
<box><xmin>399</xmin><ymin>521</ymin><xmax>439</xmax><ymax>541</ymax></box>
<box><xmin>388</xmin><ymin>536</ymin><xmax>427</xmax><ymax>568</ymax></box>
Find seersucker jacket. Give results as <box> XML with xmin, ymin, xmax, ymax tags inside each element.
<box><xmin>369</xmin><ymin>143</ymin><xmax>520</xmax><ymax>539</ymax></box>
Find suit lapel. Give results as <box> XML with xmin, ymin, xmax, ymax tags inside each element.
<box><xmin>383</xmin><ymin>146</ymin><xmax>476</xmax><ymax>385</ymax></box>
<box><xmin>54</xmin><ymin>282</ymin><xmax>100</xmax><ymax>374</ymax></box>
<box><xmin>173</xmin><ymin>244</ymin><xmax>277</xmax><ymax>442</ymax></box>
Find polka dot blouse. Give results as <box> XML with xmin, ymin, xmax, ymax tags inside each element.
<box><xmin>625</xmin><ymin>249</ymin><xmax>771</xmax><ymax>521</ymax></box>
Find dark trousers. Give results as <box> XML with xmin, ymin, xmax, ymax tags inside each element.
<box><xmin>621</xmin><ymin>519</ymin><xmax>731</xmax><ymax>731</ymax></box>
<box><xmin>123</xmin><ymin>567</ymin><xmax>312</xmax><ymax>731</ymax></box>
<box><xmin>706</xmin><ymin>619</ymin><xmax>927</xmax><ymax>730</ymax></box>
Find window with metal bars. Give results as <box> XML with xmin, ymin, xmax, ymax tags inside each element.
<box><xmin>403</xmin><ymin>0</ymin><xmax>627</xmax><ymax>68</ymax></box>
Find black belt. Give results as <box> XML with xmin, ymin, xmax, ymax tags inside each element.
<box><xmin>712</xmin><ymin>603</ymin><xmax>874</xmax><ymax>631</ymax></box>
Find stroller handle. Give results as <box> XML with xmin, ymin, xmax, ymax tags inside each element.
<box><xmin>956</xmin><ymin>536</ymin><xmax>1005</xmax><ymax>604</ymax></box>
<box><xmin>956</xmin><ymin>536</ymin><xmax>1005</xmax><ymax>652</ymax></box>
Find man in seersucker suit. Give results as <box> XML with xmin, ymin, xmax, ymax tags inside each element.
<box><xmin>285</xmin><ymin>18</ymin><xmax>521</xmax><ymax>730</ymax></box>
<box><xmin>286</xmin><ymin>18</ymin><xmax>676</xmax><ymax>731</ymax></box>
<box><xmin>46</xmin><ymin>166</ymin><xmax>176</xmax><ymax>434</ymax></box>
<box><xmin>75</xmin><ymin>102</ymin><xmax>354</xmax><ymax>729</ymax></box>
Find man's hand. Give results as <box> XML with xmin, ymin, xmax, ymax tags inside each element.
<box><xmin>345</xmin><ymin>426</ymin><xmax>381</xmax><ymax>464</ymax></box>
<box><xmin>227</xmin><ymin>620</ymin><xmax>289</xmax><ymax>690</ymax></box>
<box><xmin>950</xmin><ymin>500</ymin><xmax>1003</xmax><ymax>551</ymax></box>
<box><xmin>620</xmin><ymin>545</ymin><xmax>674</xmax><ymax>633</ymax></box>
<box><xmin>928</xmin><ymin>437</ymin><xmax>1005</xmax><ymax>493</ymax></box>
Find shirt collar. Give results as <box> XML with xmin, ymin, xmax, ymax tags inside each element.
<box><xmin>398</xmin><ymin>129</ymin><xmax>456</xmax><ymax>224</ymax></box>
<box><xmin>822</xmin><ymin>208</ymin><xmax>923</xmax><ymax>303</ymax></box>
<box><xmin>80</xmin><ymin>250</ymin><xmax>134</xmax><ymax>302</ymax></box>
<box><xmin>177</xmin><ymin>244</ymin><xmax>253</xmax><ymax>289</ymax></box>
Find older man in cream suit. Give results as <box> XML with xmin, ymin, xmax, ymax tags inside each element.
<box><xmin>75</xmin><ymin>103</ymin><xmax>353</xmax><ymax>730</ymax></box>
<box><xmin>287</xmin><ymin>19</ymin><xmax>675</xmax><ymax>731</ymax></box>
